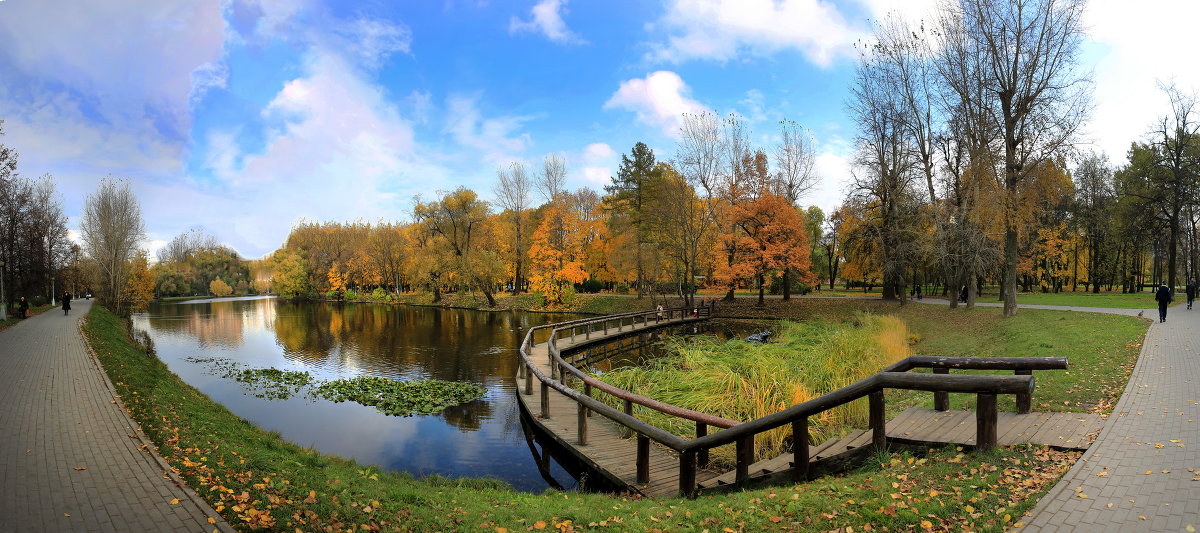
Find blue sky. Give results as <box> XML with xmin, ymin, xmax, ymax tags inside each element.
<box><xmin>0</xmin><ymin>0</ymin><xmax>1197</xmax><ymax>259</ymax></box>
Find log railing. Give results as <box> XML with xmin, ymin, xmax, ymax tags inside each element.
<box><xmin>516</xmin><ymin>309</ymin><xmax>1058</xmax><ymax>498</ymax></box>
<box><xmin>882</xmin><ymin>356</ymin><xmax>1068</xmax><ymax>413</ymax></box>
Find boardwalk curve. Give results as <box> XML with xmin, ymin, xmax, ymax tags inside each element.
<box><xmin>0</xmin><ymin>300</ymin><xmax>232</xmax><ymax>532</ymax></box>
<box><xmin>514</xmin><ymin>305</ymin><xmax>1094</xmax><ymax>498</ymax></box>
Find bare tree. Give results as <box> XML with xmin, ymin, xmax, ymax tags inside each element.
<box><xmin>81</xmin><ymin>177</ymin><xmax>145</xmax><ymax>314</ymax></box>
<box><xmin>494</xmin><ymin>162</ymin><xmax>531</xmax><ymax>294</ymax></box>
<box><xmin>848</xmin><ymin>45</ymin><xmax>922</xmax><ymax>302</ymax></box>
<box><xmin>947</xmin><ymin>0</ymin><xmax>1091</xmax><ymax>316</ymax></box>
<box><xmin>539</xmin><ymin>153</ymin><xmax>568</xmax><ymax>203</ymax></box>
<box><xmin>158</xmin><ymin>227</ymin><xmax>221</xmax><ymax>264</ymax></box>
<box><xmin>773</xmin><ymin>119</ymin><xmax>818</xmax><ymax>205</ymax></box>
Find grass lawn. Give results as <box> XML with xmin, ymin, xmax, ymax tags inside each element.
<box><xmin>1008</xmin><ymin>290</ymin><xmax>1162</xmax><ymax>309</ymax></box>
<box><xmin>713</xmin><ymin>297</ymin><xmax>1147</xmax><ymax>416</ymax></box>
<box><xmin>83</xmin><ymin>303</ymin><xmax>1084</xmax><ymax>532</ymax></box>
<box><xmin>0</xmin><ymin>304</ymin><xmax>55</xmax><ymax>331</ymax></box>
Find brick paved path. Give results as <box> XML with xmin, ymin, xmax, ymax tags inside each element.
<box><xmin>1015</xmin><ymin>304</ymin><xmax>1200</xmax><ymax>531</ymax></box>
<box><xmin>0</xmin><ymin>300</ymin><xmax>232</xmax><ymax>532</ymax></box>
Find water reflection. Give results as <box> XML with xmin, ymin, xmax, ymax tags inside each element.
<box><xmin>134</xmin><ymin>297</ymin><xmax>756</xmax><ymax>493</ymax></box>
<box><xmin>135</xmin><ymin>297</ymin><xmax>575</xmax><ymax>492</ymax></box>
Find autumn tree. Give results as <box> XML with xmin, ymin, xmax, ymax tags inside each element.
<box><xmin>271</xmin><ymin>249</ymin><xmax>312</xmax><ymax>299</ymax></box>
<box><xmin>647</xmin><ymin>162</ymin><xmax>712</xmax><ymax>304</ymax></box>
<box><xmin>945</xmin><ymin>0</ymin><xmax>1091</xmax><ymax>316</ymax></box>
<box><xmin>209</xmin><ymin>278</ymin><xmax>233</xmax><ymax>298</ymax></box>
<box><xmin>81</xmin><ymin>177</ymin><xmax>146</xmax><ymax>314</ymax></box>
<box><xmin>848</xmin><ymin>45</ymin><xmax>922</xmax><ymax>302</ymax></box>
<box><xmin>494</xmin><ymin>162</ymin><xmax>531</xmax><ymax>294</ymax></box>
<box><xmin>413</xmin><ymin>187</ymin><xmax>501</xmax><ymax>306</ymax></box>
<box><xmin>528</xmin><ymin>201</ymin><xmax>588</xmax><ymax>305</ymax></box>
<box><xmin>124</xmin><ymin>251</ymin><xmax>155</xmax><ymax>312</ymax></box>
<box><xmin>1119</xmin><ymin>85</ymin><xmax>1200</xmax><ymax>290</ymax></box>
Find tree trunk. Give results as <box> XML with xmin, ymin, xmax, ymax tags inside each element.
<box><xmin>757</xmin><ymin>273</ymin><xmax>765</xmax><ymax>306</ymax></box>
<box><xmin>782</xmin><ymin>269</ymin><xmax>791</xmax><ymax>301</ymax></box>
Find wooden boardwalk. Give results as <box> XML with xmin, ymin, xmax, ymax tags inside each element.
<box><xmin>516</xmin><ymin>314</ymin><xmax>721</xmax><ymax>497</ymax></box>
<box><xmin>697</xmin><ymin>408</ymin><xmax>1102</xmax><ymax>490</ymax></box>
<box><xmin>516</xmin><ymin>313</ymin><xmax>1105</xmax><ymax>498</ymax></box>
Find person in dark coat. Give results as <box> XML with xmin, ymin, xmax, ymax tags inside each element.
<box><xmin>17</xmin><ymin>296</ymin><xmax>29</xmax><ymax>318</ymax></box>
<box><xmin>62</xmin><ymin>292</ymin><xmax>71</xmax><ymax>316</ymax></box>
<box><xmin>1154</xmin><ymin>280</ymin><xmax>1173</xmax><ymax>323</ymax></box>
<box><xmin>1187</xmin><ymin>280</ymin><xmax>1197</xmax><ymax>310</ymax></box>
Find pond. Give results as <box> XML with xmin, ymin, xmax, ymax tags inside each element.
<box><xmin>133</xmin><ymin>297</ymin><xmax>756</xmax><ymax>492</ymax></box>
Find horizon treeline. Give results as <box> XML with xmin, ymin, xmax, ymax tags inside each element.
<box><xmin>262</xmin><ymin>122</ymin><xmax>825</xmax><ymax>307</ymax></box>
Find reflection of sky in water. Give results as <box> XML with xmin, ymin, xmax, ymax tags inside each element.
<box><xmin>132</xmin><ymin>297</ymin><xmax>581</xmax><ymax>492</ymax></box>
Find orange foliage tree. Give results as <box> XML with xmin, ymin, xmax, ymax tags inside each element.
<box><xmin>528</xmin><ymin>202</ymin><xmax>589</xmax><ymax>305</ymax></box>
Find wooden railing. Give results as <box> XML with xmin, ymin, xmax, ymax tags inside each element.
<box><xmin>882</xmin><ymin>356</ymin><xmax>1068</xmax><ymax>413</ymax></box>
<box><xmin>516</xmin><ymin>309</ymin><xmax>1058</xmax><ymax>498</ymax></box>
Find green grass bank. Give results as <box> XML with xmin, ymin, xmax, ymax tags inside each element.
<box><xmin>83</xmin><ymin>303</ymin><xmax>1089</xmax><ymax>532</ymax></box>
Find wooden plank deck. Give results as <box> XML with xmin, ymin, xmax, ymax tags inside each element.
<box><xmin>517</xmin><ymin>315</ymin><xmax>1105</xmax><ymax>497</ymax></box>
<box><xmin>515</xmin><ymin>314</ymin><xmax>719</xmax><ymax>498</ymax></box>
<box><xmin>696</xmin><ymin>408</ymin><xmax>1102</xmax><ymax>491</ymax></box>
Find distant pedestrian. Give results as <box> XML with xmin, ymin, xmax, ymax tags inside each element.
<box><xmin>18</xmin><ymin>296</ymin><xmax>29</xmax><ymax>319</ymax></box>
<box><xmin>1155</xmin><ymin>280</ymin><xmax>1173</xmax><ymax>323</ymax></box>
<box><xmin>62</xmin><ymin>292</ymin><xmax>72</xmax><ymax>316</ymax></box>
<box><xmin>656</xmin><ymin>304</ymin><xmax>663</xmax><ymax>322</ymax></box>
<box><xmin>1187</xmin><ymin>280</ymin><xmax>1196</xmax><ymax>310</ymax></box>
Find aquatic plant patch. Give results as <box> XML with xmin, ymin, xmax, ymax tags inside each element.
<box><xmin>311</xmin><ymin>376</ymin><xmax>485</xmax><ymax>417</ymax></box>
<box><xmin>185</xmin><ymin>356</ymin><xmax>484</xmax><ymax>415</ymax></box>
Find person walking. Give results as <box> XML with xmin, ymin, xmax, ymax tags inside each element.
<box><xmin>62</xmin><ymin>292</ymin><xmax>72</xmax><ymax>316</ymax></box>
<box><xmin>1155</xmin><ymin>280</ymin><xmax>1173</xmax><ymax>323</ymax></box>
<box><xmin>1187</xmin><ymin>280</ymin><xmax>1196</xmax><ymax>310</ymax></box>
<box><xmin>17</xmin><ymin>296</ymin><xmax>29</xmax><ymax>319</ymax></box>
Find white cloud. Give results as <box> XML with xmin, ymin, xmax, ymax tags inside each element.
<box><xmin>509</xmin><ymin>0</ymin><xmax>586</xmax><ymax>44</ymax></box>
<box><xmin>1083</xmin><ymin>1</ymin><xmax>1200</xmax><ymax>160</ymax></box>
<box><xmin>809</xmin><ymin>137</ymin><xmax>854</xmax><ymax>215</ymax></box>
<box><xmin>339</xmin><ymin>16</ymin><xmax>413</xmax><ymax>69</ymax></box>
<box><xmin>646</xmin><ymin>0</ymin><xmax>864</xmax><ymax>67</ymax></box>
<box><xmin>579</xmin><ymin>142</ymin><xmax>617</xmax><ymax>186</ymax></box>
<box><xmin>444</xmin><ymin>95</ymin><xmax>534</xmax><ymax>164</ymax></box>
<box><xmin>184</xmin><ymin>48</ymin><xmax>453</xmax><ymax>256</ymax></box>
<box><xmin>604</xmin><ymin>71</ymin><xmax>710</xmax><ymax>137</ymax></box>
<box><xmin>190</xmin><ymin>61</ymin><xmax>230</xmax><ymax>105</ymax></box>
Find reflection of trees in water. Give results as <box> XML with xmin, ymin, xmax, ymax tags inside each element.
<box><xmin>440</xmin><ymin>399</ymin><xmax>489</xmax><ymax>432</ymax></box>
<box><xmin>268</xmin><ymin>303</ymin><xmax>573</xmax><ymax>430</ymax></box>
<box><xmin>272</xmin><ymin>303</ymin><xmax>564</xmax><ymax>382</ymax></box>
<box><xmin>145</xmin><ymin>300</ymin><xmax>248</xmax><ymax>348</ymax></box>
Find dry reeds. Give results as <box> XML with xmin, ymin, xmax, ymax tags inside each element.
<box><xmin>596</xmin><ymin>313</ymin><xmax>911</xmax><ymax>467</ymax></box>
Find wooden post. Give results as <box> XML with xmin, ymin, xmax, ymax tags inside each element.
<box><xmin>678</xmin><ymin>451</ymin><xmax>697</xmax><ymax>498</ymax></box>
<box><xmin>870</xmin><ymin>391</ymin><xmax>886</xmax><ymax>449</ymax></box>
<box><xmin>1015</xmin><ymin>369</ymin><xmax>1032</xmax><ymax>414</ymax></box>
<box><xmin>577</xmin><ymin>401</ymin><xmax>588</xmax><ymax>445</ymax></box>
<box><xmin>604</xmin><ymin>319</ymin><xmax>608</xmax><ymax>335</ymax></box>
<box><xmin>637</xmin><ymin>435</ymin><xmax>650</xmax><ymax>484</ymax></box>
<box><xmin>584</xmin><ymin>382</ymin><xmax>592</xmax><ymax>417</ymax></box>
<box><xmin>695</xmin><ymin>422</ymin><xmax>708</xmax><ymax>467</ymax></box>
<box><xmin>793</xmin><ymin>417</ymin><xmax>810</xmax><ymax>481</ymax></box>
<box><xmin>586</xmin><ymin>322</ymin><xmax>591</xmax><ymax>339</ymax></box>
<box><xmin>977</xmin><ymin>393</ymin><xmax>997</xmax><ymax>450</ymax></box>
<box><xmin>933</xmin><ymin>368</ymin><xmax>950</xmax><ymax>411</ymax></box>
<box><xmin>736</xmin><ymin>435</ymin><xmax>753</xmax><ymax>485</ymax></box>
<box><xmin>622</xmin><ymin>399</ymin><xmax>634</xmax><ymax>438</ymax></box>
<box><xmin>540</xmin><ymin>382</ymin><xmax>550</xmax><ymax>419</ymax></box>
<box><xmin>524</xmin><ymin>363</ymin><xmax>533</xmax><ymax>395</ymax></box>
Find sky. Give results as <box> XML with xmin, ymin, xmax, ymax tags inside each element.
<box><xmin>0</xmin><ymin>0</ymin><xmax>1197</xmax><ymax>260</ymax></box>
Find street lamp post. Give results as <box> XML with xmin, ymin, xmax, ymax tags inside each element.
<box><xmin>1</xmin><ymin>259</ymin><xmax>6</xmax><ymax>320</ymax></box>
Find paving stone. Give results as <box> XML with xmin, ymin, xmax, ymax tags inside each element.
<box><xmin>0</xmin><ymin>301</ymin><xmax>233</xmax><ymax>532</ymax></box>
<box><xmin>1018</xmin><ymin>302</ymin><xmax>1200</xmax><ymax>531</ymax></box>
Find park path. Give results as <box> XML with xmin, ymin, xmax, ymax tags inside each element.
<box><xmin>1012</xmin><ymin>302</ymin><xmax>1200</xmax><ymax>531</ymax></box>
<box><xmin>0</xmin><ymin>300</ymin><xmax>233</xmax><ymax>532</ymax></box>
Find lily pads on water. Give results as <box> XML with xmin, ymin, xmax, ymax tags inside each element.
<box><xmin>312</xmin><ymin>376</ymin><xmax>485</xmax><ymax>417</ymax></box>
<box><xmin>185</xmin><ymin>356</ymin><xmax>484</xmax><ymax>416</ymax></box>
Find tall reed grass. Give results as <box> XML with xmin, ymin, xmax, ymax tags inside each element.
<box><xmin>594</xmin><ymin>313</ymin><xmax>912</xmax><ymax>466</ymax></box>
